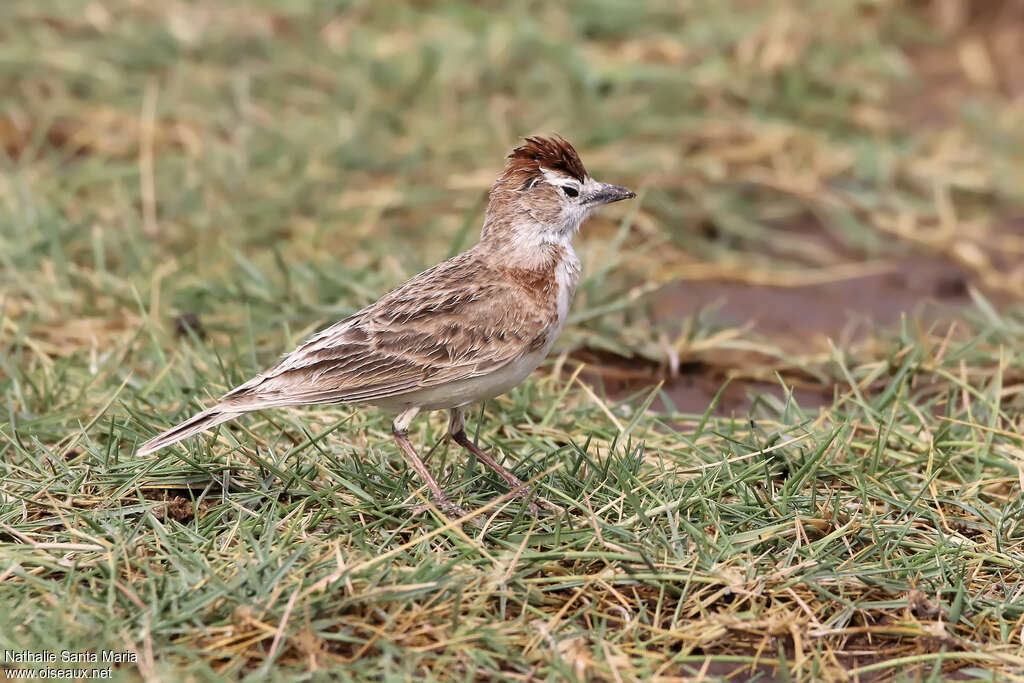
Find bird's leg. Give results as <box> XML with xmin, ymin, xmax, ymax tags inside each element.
<box><xmin>392</xmin><ymin>408</ymin><xmax>465</xmax><ymax>519</ymax></box>
<box><xmin>448</xmin><ymin>407</ymin><xmax>525</xmax><ymax>491</ymax></box>
<box><xmin>448</xmin><ymin>408</ymin><xmax>558</xmax><ymax>512</ymax></box>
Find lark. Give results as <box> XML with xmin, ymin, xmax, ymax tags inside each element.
<box><xmin>138</xmin><ymin>136</ymin><xmax>635</xmax><ymax>514</ymax></box>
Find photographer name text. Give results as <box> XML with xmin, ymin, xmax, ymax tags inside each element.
<box><xmin>3</xmin><ymin>650</ymin><xmax>136</xmax><ymax>664</ymax></box>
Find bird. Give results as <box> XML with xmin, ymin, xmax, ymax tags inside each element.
<box><xmin>138</xmin><ymin>135</ymin><xmax>635</xmax><ymax>515</ymax></box>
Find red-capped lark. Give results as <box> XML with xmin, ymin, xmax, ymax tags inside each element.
<box><xmin>139</xmin><ymin>136</ymin><xmax>635</xmax><ymax>516</ymax></box>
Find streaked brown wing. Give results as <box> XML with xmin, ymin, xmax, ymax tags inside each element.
<box><xmin>218</xmin><ymin>252</ymin><xmax>553</xmax><ymax>410</ymax></box>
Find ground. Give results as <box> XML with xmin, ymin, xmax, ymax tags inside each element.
<box><xmin>1</xmin><ymin>1</ymin><xmax>1024</xmax><ymax>681</ymax></box>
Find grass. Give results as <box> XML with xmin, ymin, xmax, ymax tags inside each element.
<box><xmin>2</xmin><ymin>0</ymin><xmax>1024</xmax><ymax>680</ymax></box>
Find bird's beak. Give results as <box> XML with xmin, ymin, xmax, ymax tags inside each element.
<box><xmin>587</xmin><ymin>182</ymin><xmax>636</xmax><ymax>206</ymax></box>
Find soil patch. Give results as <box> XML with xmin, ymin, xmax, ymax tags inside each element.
<box><xmin>651</xmin><ymin>256</ymin><xmax>973</xmax><ymax>347</ymax></box>
<box><xmin>572</xmin><ymin>349</ymin><xmax>833</xmax><ymax>417</ymax></box>
<box><xmin>577</xmin><ymin>254</ymin><xmax>990</xmax><ymax>416</ymax></box>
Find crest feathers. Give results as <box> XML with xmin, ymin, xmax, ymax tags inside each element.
<box><xmin>501</xmin><ymin>135</ymin><xmax>588</xmax><ymax>185</ymax></box>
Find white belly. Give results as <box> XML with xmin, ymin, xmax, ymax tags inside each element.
<box><xmin>374</xmin><ymin>347</ymin><xmax>549</xmax><ymax>412</ymax></box>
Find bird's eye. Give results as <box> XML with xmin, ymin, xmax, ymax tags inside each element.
<box><xmin>561</xmin><ymin>185</ymin><xmax>579</xmax><ymax>198</ymax></box>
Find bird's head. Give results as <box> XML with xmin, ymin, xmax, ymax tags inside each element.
<box><xmin>482</xmin><ymin>136</ymin><xmax>635</xmax><ymax>246</ymax></box>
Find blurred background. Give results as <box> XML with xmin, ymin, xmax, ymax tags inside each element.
<box><xmin>2</xmin><ymin>0</ymin><xmax>1023</xmax><ymax>415</ymax></box>
<box><xmin>1</xmin><ymin>0</ymin><xmax>1022</xmax><ymax>419</ymax></box>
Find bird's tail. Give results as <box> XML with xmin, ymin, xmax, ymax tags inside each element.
<box><xmin>137</xmin><ymin>405</ymin><xmax>244</xmax><ymax>456</ymax></box>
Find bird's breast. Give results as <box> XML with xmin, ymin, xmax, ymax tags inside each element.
<box><xmin>554</xmin><ymin>249</ymin><xmax>581</xmax><ymax>322</ymax></box>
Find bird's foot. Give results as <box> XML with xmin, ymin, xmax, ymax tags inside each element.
<box><xmin>410</xmin><ymin>497</ymin><xmax>471</xmax><ymax>523</ymax></box>
<box><xmin>503</xmin><ymin>481</ymin><xmax>561</xmax><ymax>514</ymax></box>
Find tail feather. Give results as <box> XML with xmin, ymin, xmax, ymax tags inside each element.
<box><xmin>137</xmin><ymin>406</ymin><xmax>243</xmax><ymax>455</ymax></box>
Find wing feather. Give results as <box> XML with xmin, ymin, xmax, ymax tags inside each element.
<box><xmin>219</xmin><ymin>250</ymin><xmax>555</xmax><ymax>409</ymax></box>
